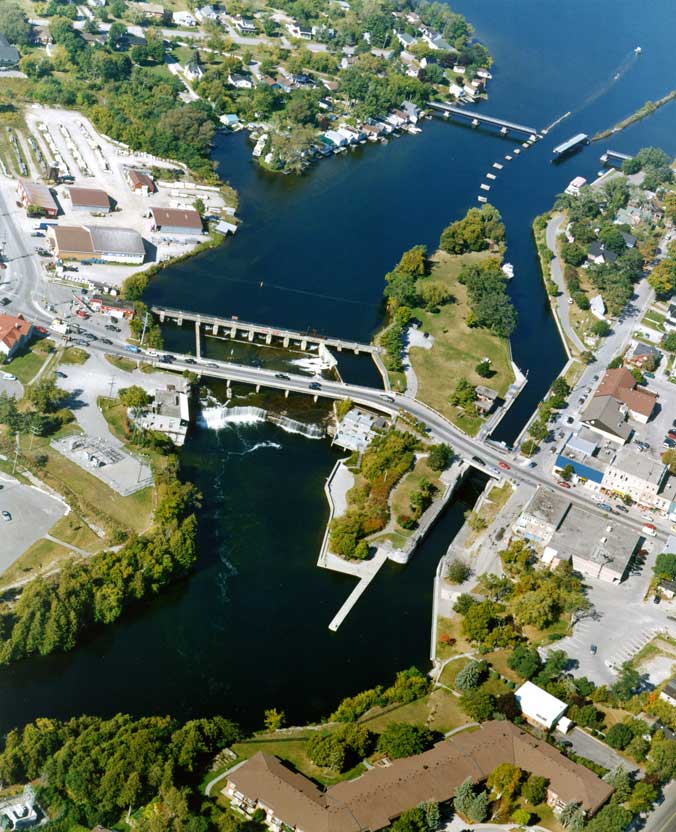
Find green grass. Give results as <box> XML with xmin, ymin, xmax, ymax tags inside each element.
<box><xmin>5</xmin><ymin>343</ymin><xmax>53</xmax><ymax>384</ymax></box>
<box><xmin>0</xmin><ymin>537</ymin><xmax>75</xmax><ymax>589</ymax></box>
<box><xmin>48</xmin><ymin>512</ymin><xmax>101</xmax><ymax>552</ymax></box>
<box><xmin>439</xmin><ymin>656</ymin><xmax>471</xmax><ymax>689</ymax></box>
<box><xmin>389</xmin><ymin>457</ymin><xmax>441</xmax><ymax>534</ymax></box>
<box><xmin>60</xmin><ymin>347</ymin><xmax>90</xmax><ymax>365</ymax></box>
<box><xmin>359</xmin><ymin>689</ymin><xmax>471</xmax><ymax>735</ymax></box>
<box><xmin>105</xmin><ymin>354</ymin><xmax>137</xmax><ymax>373</ymax></box>
<box><xmin>483</xmin><ymin>650</ymin><xmax>522</xmax><ymax>684</ymax></box>
<box><xmin>464</xmin><ymin>481</ymin><xmax>512</xmax><ymax>547</ymax></box>
<box><xmin>523</xmin><ymin>617</ymin><xmax>570</xmax><ymax>646</ymax></box>
<box><xmin>407</xmin><ymin>251</ymin><xmax>515</xmax><ymax>436</ymax></box>
<box><xmin>436</xmin><ymin>615</ymin><xmax>473</xmax><ymax>660</ymax></box>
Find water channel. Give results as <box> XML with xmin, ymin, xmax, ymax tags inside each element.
<box><xmin>3</xmin><ymin>0</ymin><xmax>676</xmax><ymax>735</ymax></box>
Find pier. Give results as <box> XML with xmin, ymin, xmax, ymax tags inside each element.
<box><xmin>429</xmin><ymin>102</ymin><xmax>540</xmax><ymax>139</ymax></box>
<box><xmin>601</xmin><ymin>149</ymin><xmax>633</xmax><ymax>165</ymax></box>
<box><xmin>151</xmin><ymin>305</ymin><xmax>377</xmax><ymax>355</ymax></box>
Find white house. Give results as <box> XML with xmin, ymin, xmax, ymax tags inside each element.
<box><xmin>515</xmin><ymin>682</ymin><xmax>569</xmax><ymax>732</ymax></box>
<box><xmin>195</xmin><ymin>4</ymin><xmax>219</xmax><ymax>22</ymax></box>
<box><xmin>172</xmin><ymin>10</ymin><xmax>196</xmax><ymax>26</ymax></box>
<box><xmin>449</xmin><ymin>82</ymin><xmax>464</xmax><ymax>98</ymax></box>
<box><xmin>228</xmin><ymin>72</ymin><xmax>253</xmax><ymax>89</ymax></box>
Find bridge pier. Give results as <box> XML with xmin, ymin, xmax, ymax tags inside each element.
<box><xmin>300</xmin><ymin>338</ymin><xmax>307</xmax><ymax>350</ymax></box>
<box><xmin>265</xmin><ymin>331</ymin><xmax>272</xmax><ymax>345</ymax></box>
<box><xmin>284</xmin><ymin>389</ymin><xmax>289</xmax><ymax>398</ymax></box>
<box><xmin>256</xmin><ymin>384</ymin><xmax>260</xmax><ymax>392</ymax></box>
<box><xmin>248</xmin><ymin>329</ymin><xmax>254</xmax><ymax>342</ymax></box>
<box><xmin>313</xmin><ymin>394</ymin><xmax>318</xmax><ymax>402</ymax></box>
<box><xmin>212</xmin><ymin>323</ymin><xmax>218</xmax><ymax>335</ymax></box>
<box><xmin>226</xmin><ymin>379</ymin><xmax>231</xmax><ymax>387</ymax></box>
<box><xmin>283</xmin><ymin>335</ymin><xmax>290</xmax><ymax>348</ymax></box>
<box><xmin>177</xmin><ymin>316</ymin><xmax>183</xmax><ymax>326</ymax></box>
<box><xmin>195</xmin><ymin>321</ymin><xmax>201</xmax><ymax>359</ymax></box>
<box><xmin>229</xmin><ymin>327</ymin><xmax>236</xmax><ymax>338</ymax></box>
<box><xmin>471</xmin><ymin>118</ymin><xmax>479</xmax><ymax>128</ymax></box>
<box><xmin>159</xmin><ymin>311</ymin><xmax>165</xmax><ymax>323</ymax></box>
<box><xmin>500</xmin><ymin>126</ymin><xmax>507</xmax><ymax>135</ymax></box>
<box><xmin>353</xmin><ymin>347</ymin><xmax>360</xmax><ymax>355</ymax></box>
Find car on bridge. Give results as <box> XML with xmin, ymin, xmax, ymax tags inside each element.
<box><xmin>498</xmin><ymin>461</ymin><xmax>510</xmax><ymax>470</ymax></box>
<box><xmin>275</xmin><ymin>373</ymin><xmax>290</xmax><ymax>380</ymax></box>
<box><xmin>309</xmin><ymin>382</ymin><xmax>321</xmax><ymax>390</ymax></box>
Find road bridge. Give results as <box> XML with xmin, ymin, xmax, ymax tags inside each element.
<box><xmin>429</xmin><ymin>102</ymin><xmax>540</xmax><ymax>139</ymax></box>
<box><xmin>151</xmin><ymin>305</ymin><xmax>377</xmax><ymax>355</ymax></box>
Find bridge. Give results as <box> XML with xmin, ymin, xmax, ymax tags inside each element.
<box><xmin>151</xmin><ymin>305</ymin><xmax>377</xmax><ymax>356</ymax></box>
<box><xmin>601</xmin><ymin>149</ymin><xmax>633</xmax><ymax>165</ymax></box>
<box><xmin>429</xmin><ymin>102</ymin><xmax>540</xmax><ymax>139</ymax></box>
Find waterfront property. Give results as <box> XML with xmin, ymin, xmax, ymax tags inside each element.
<box><xmin>89</xmin><ymin>294</ymin><xmax>135</xmax><ymax>319</ymax></box>
<box><xmin>223</xmin><ymin>721</ymin><xmax>612</xmax><ymax>830</ymax></box>
<box><xmin>594</xmin><ymin>368</ymin><xmax>656</xmax><ymax>424</ymax></box>
<box><xmin>150</xmin><ymin>207</ymin><xmax>203</xmax><ymax>235</ymax></box>
<box><xmin>47</xmin><ymin>225</ymin><xmax>145</xmax><ymax>264</ymax></box>
<box><xmin>512</xmin><ymin>487</ymin><xmax>570</xmax><ymax>545</ymax></box>
<box><xmin>131</xmin><ymin>387</ymin><xmax>191</xmax><ymax>446</ymax></box>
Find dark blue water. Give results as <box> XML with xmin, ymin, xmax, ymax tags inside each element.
<box><xmin>2</xmin><ymin>0</ymin><xmax>676</xmax><ymax>735</ymax></box>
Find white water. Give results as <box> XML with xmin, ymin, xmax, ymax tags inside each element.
<box><xmin>290</xmin><ymin>357</ymin><xmax>323</xmax><ymax>373</ymax></box>
<box><xmin>198</xmin><ymin>405</ymin><xmax>325</xmax><ymax>440</ymax></box>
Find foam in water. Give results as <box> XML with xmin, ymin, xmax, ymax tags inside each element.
<box><xmin>198</xmin><ymin>405</ymin><xmax>325</xmax><ymax>440</ymax></box>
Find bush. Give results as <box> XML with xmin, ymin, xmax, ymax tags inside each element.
<box><xmin>428</xmin><ymin>443</ymin><xmax>453</xmax><ymax>471</ymax></box>
<box><xmin>446</xmin><ymin>560</ymin><xmax>470</xmax><ymax>584</ymax></box>
<box><xmin>522</xmin><ymin>773</ymin><xmax>547</xmax><ymax>805</ymax></box>
<box><xmin>512</xmin><ymin>808</ymin><xmax>531</xmax><ymax>825</ymax></box>
<box><xmin>459</xmin><ymin>689</ymin><xmax>495</xmax><ymax>721</ymax></box>
<box><xmin>454</xmin><ymin>660</ymin><xmax>486</xmax><ymax>691</ymax></box>
<box><xmin>606</xmin><ymin>722</ymin><xmax>633</xmax><ymax>750</ymax></box>
<box><xmin>377</xmin><ymin>723</ymin><xmax>433</xmax><ymax>759</ymax></box>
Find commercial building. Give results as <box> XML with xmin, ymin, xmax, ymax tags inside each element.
<box><xmin>0</xmin><ymin>33</ymin><xmax>20</xmax><ymax>69</ymax></box>
<box><xmin>67</xmin><ymin>186</ymin><xmax>111</xmax><ymax>213</ymax></box>
<box><xmin>0</xmin><ymin>314</ymin><xmax>34</xmax><ymax>359</ymax></box>
<box><xmin>515</xmin><ymin>681</ymin><xmax>569</xmax><ymax>732</ymax></box>
<box><xmin>601</xmin><ymin>447</ymin><xmax>667</xmax><ymax>509</ymax></box>
<box><xmin>512</xmin><ymin>487</ymin><xmax>570</xmax><ymax>545</ymax></box>
<box><xmin>126</xmin><ymin>168</ymin><xmax>156</xmax><ymax>195</ymax></box>
<box><xmin>131</xmin><ymin>387</ymin><xmax>190</xmax><ymax>446</ymax></box>
<box><xmin>89</xmin><ymin>295</ymin><xmax>135</xmax><ymax>319</ymax></box>
<box><xmin>580</xmin><ymin>395</ymin><xmax>631</xmax><ymax>444</ymax></box>
<box><xmin>149</xmin><ymin>207</ymin><xmax>203</xmax><ymax>235</ymax></box>
<box><xmin>48</xmin><ymin>225</ymin><xmax>145</xmax><ymax>264</ymax></box>
<box><xmin>17</xmin><ymin>180</ymin><xmax>59</xmax><ymax>218</ymax></box>
<box><xmin>223</xmin><ymin>721</ymin><xmax>612</xmax><ymax>831</ymax></box>
<box><xmin>594</xmin><ymin>368</ymin><xmax>656</xmax><ymax>424</ymax></box>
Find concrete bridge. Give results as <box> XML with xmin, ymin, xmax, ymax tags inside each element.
<box><xmin>429</xmin><ymin>102</ymin><xmax>540</xmax><ymax>139</ymax></box>
<box><xmin>151</xmin><ymin>305</ymin><xmax>377</xmax><ymax>355</ymax></box>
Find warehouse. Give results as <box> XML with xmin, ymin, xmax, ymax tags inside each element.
<box><xmin>17</xmin><ymin>179</ymin><xmax>59</xmax><ymax>218</ymax></box>
<box><xmin>150</xmin><ymin>207</ymin><xmax>203</xmax><ymax>235</ymax></box>
<box><xmin>48</xmin><ymin>225</ymin><xmax>145</xmax><ymax>264</ymax></box>
<box><xmin>67</xmin><ymin>186</ymin><xmax>112</xmax><ymax>213</ymax></box>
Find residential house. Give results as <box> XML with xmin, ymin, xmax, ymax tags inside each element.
<box><xmin>476</xmin><ymin>68</ymin><xmax>492</xmax><ymax>80</ymax></box>
<box><xmin>660</xmin><ymin>679</ymin><xmax>676</xmax><ymax>708</ymax></box>
<box><xmin>594</xmin><ymin>367</ymin><xmax>656</xmax><ymax>423</ymax></box>
<box><xmin>515</xmin><ymin>682</ymin><xmax>569</xmax><ymax>732</ymax></box>
<box><xmin>287</xmin><ymin>20</ymin><xmax>312</xmax><ymax>39</ymax></box>
<box><xmin>150</xmin><ymin>207</ymin><xmax>202</xmax><ymax>235</ymax></box>
<box><xmin>126</xmin><ymin>168</ymin><xmax>156</xmax><ymax>195</ymax></box>
<box><xmin>395</xmin><ymin>31</ymin><xmax>416</xmax><ymax>48</ymax></box>
<box><xmin>666</xmin><ymin>303</ymin><xmax>676</xmax><ymax>332</ymax></box>
<box><xmin>452</xmin><ymin>64</ymin><xmax>466</xmax><ymax>74</ymax></box>
<box><xmin>0</xmin><ymin>314</ymin><xmax>35</xmax><ymax>359</ymax></box>
<box><xmin>601</xmin><ymin>447</ymin><xmax>667</xmax><ymax>510</ymax></box>
<box><xmin>90</xmin><ymin>294</ymin><xmax>135</xmax><ymax>319</ymax></box>
<box><xmin>228</xmin><ymin>72</ymin><xmax>253</xmax><ymax>89</ymax></box>
<box><xmin>172</xmin><ymin>10</ymin><xmax>197</xmax><ymax>26</ymax></box>
<box><xmin>621</xmin><ymin>231</ymin><xmax>637</xmax><ymax>248</ymax></box>
<box><xmin>402</xmin><ymin>101</ymin><xmax>421</xmax><ymax>123</ymax></box>
<box><xmin>475</xmin><ymin>385</ymin><xmax>498</xmax><ymax>414</ymax></box>
<box><xmin>590</xmin><ymin>295</ymin><xmax>605</xmax><ymax>320</ymax></box>
<box><xmin>422</xmin><ymin>31</ymin><xmax>452</xmax><ymax>51</ymax></box>
<box><xmin>0</xmin><ymin>33</ymin><xmax>20</xmax><ymax>69</ymax></box>
<box><xmin>449</xmin><ymin>82</ymin><xmax>464</xmax><ymax>98</ymax></box>
<box><xmin>184</xmin><ymin>61</ymin><xmax>204</xmax><ymax>81</ymax></box>
<box><xmin>195</xmin><ymin>4</ymin><xmax>219</xmax><ymax>22</ymax></box>
<box><xmin>625</xmin><ymin>341</ymin><xmax>660</xmax><ymax>369</ymax></box>
<box><xmin>48</xmin><ymin>225</ymin><xmax>145</xmax><ymax>264</ymax></box>
<box><xmin>67</xmin><ymin>186</ymin><xmax>111</xmax><ymax>213</ymax></box>
<box><xmin>512</xmin><ymin>486</ymin><xmax>570</xmax><ymax>545</ymax></box>
<box><xmin>580</xmin><ymin>395</ymin><xmax>632</xmax><ymax>444</ymax></box>
<box><xmin>17</xmin><ymin>179</ymin><xmax>59</xmax><ymax>217</ymax></box>
<box><xmin>234</xmin><ymin>17</ymin><xmax>257</xmax><ymax>34</ymax></box>
<box><xmin>587</xmin><ymin>241</ymin><xmax>618</xmax><ymax>265</ymax></box>
<box><xmin>223</xmin><ymin>721</ymin><xmax>612</xmax><ymax>830</ymax></box>
<box><xmin>219</xmin><ymin>113</ymin><xmax>240</xmax><ymax>129</ymax></box>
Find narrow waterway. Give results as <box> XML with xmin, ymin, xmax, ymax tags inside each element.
<box><xmin>2</xmin><ymin>0</ymin><xmax>676</xmax><ymax>735</ymax></box>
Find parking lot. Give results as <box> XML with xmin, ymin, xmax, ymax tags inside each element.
<box><xmin>0</xmin><ymin>472</ymin><xmax>67</xmax><ymax>574</ymax></box>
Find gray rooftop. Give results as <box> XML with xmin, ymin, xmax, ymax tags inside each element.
<box><xmin>581</xmin><ymin>395</ymin><xmax>632</xmax><ymax>441</ymax></box>
<box><xmin>550</xmin><ymin>506</ymin><xmax>638</xmax><ymax>576</ymax></box>
<box><xmin>0</xmin><ymin>33</ymin><xmax>20</xmax><ymax>66</ymax></box>
<box><xmin>523</xmin><ymin>487</ymin><xmax>570</xmax><ymax>529</ymax></box>
<box><xmin>609</xmin><ymin>447</ymin><xmax>666</xmax><ymax>486</ymax></box>
<box><xmin>87</xmin><ymin>225</ymin><xmax>145</xmax><ymax>256</ymax></box>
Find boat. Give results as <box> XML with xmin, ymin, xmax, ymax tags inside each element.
<box><xmin>501</xmin><ymin>263</ymin><xmax>514</xmax><ymax>279</ymax></box>
<box><xmin>635</xmin><ymin>46</ymin><xmax>641</xmax><ymax>54</ymax></box>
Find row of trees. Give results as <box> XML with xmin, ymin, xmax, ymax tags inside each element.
<box><xmin>458</xmin><ymin>258</ymin><xmax>517</xmax><ymax>338</ymax></box>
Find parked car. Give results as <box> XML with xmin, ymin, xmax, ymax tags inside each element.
<box><xmin>598</xmin><ymin>502</ymin><xmax>613</xmax><ymax>512</ymax></box>
<box><xmin>668</xmin><ymin>430</ymin><xmax>676</xmax><ymax>441</ymax></box>
<box><xmin>183</xmin><ymin>358</ymin><xmax>196</xmax><ymax>364</ymax></box>
<box><xmin>105</xmin><ymin>324</ymin><xmax>121</xmax><ymax>332</ymax></box>
<box><xmin>1</xmin><ymin>372</ymin><xmax>15</xmax><ymax>380</ymax></box>
<box><xmin>616</xmin><ymin>505</ymin><xmax>629</xmax><ymax>513</ymax></box>
<box><xmin>590</xmin><ymin>644</ymin><xmax>598</xmax><ymax>654</ymax></box>
<box><xmin>99</xmin><ymin>338</ymin><xmax>113</xmax><ymax>345</ymax></box>
<box><xmin>642</xmin><ymin>523</ymin><xmax>657</xmax><ymax>537</ymax></box>
<box><xmin>0</xmin><ymin>298</ymin><xmax>10</xmax><ymax>306</ymax></box>
<box><xmin>379</xmin><ymin>394</ymin><xmax>395</xmax><ymax>402</ymax></box>
<box><xmin>557</xmin><ymin>481</ymin><xmax>572</xmax><ymax>489</ymax></box>
<box><xmin>124</xmin><ymin>345</ymin><xmax>140</xmax><ymax>354</ymax></box>
<box><xmin>664</xmin><ymin>438</ymin><xmax>676</xmax><ymax>448</ymax></box>
<box><xmin>1</xmin><ymin>510</ymin><xmax>11</xmax><ymax>521</ymax></box>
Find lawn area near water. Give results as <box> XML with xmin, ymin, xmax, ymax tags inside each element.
<box><xmin>408</xmin><ymin>251</ymin><xmax>515</xmax><ymax>435</ymax></box>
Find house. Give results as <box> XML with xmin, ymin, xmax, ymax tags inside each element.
<box><xmin>287</xmin><ymin>21</ymin><xmax>312</xmax><ymax>39</ymax></box>
<box><xmin>67</xmin><ymin>186</ymin><xmax>111</xmax><ymax>213</ymax></box>
<box><xmin>547</xmin><ymin>504</ymin><xmax>638</xmax><ymax>583</ymax></box>
<box><xmin>594</xmin><ymin>368</ymin><xmax>656</xmax><ymax>423</ymax></box>
<box><xmin>184</xmin><ymin>61</ymin><xmax>204</xmax><ymax>81</ymax></box>
<box><xmin>126</xmin><ymin>168</ymin><xmax>156</xmax><ymax>195</ymax></box>
<box><xmin>660</xmin><ymin>679</ymin><xmax>676</xmax><ymax>708</ymax></box>
<box><xmin>402</xmin><ymin>101</ymin><xmax>421</xmax><ymax>123</ymax></box>
<box><xmin>601</xmin><ymin>447</ymin><xmax>667</xmax><ymax>509</ymax></box>
<box><xmin>90</xmin><ymin>294</ymin><xmax>135</xmax><ymax>319</ymax></box>
<box><xmin>228</xmin><ymin>72</ymin><xmax>253</xmax><ymax>89</ymax></box>
<box><xmin>0</xmin><ymin>33</ymin><xmax>20</xmax><ymax>69</ymax></box>
<box><xmin>422</xmin><ymin>31</ymin><xmax>452</xmax><ymax>51</ymax></box>
<box><xmin>513</xmin><ymin>487</ymin><xmax>570</xmax><ymax>545</ymax></box>
<box><xmin>477</xmin><ymin>68</ymin><xmax>492</xmax><ymax>80</ymax></box>
<box><xmin>449</xmin><ymin>82</ymin><xmax>464</xmax><ymax>97</ymax></box>
<box><xmin>515</xmin><ymin>682</ymin><xmax>568</xmax><ymax>732</ymax></box>
<box><xmin>234</xmin><ymin>17</ymin><xmax>257</xmax><ymax>34</ymax></box>
<box><xmin>565</xmin><ymin>176</ymin><xmax>587</xmax><ymax>196</ymax></box>
<box><xmin>452</xmin><ymin>64</ymin><xmax>466</xmax><ymax>74</ymax></box>
<box><xmin>475</xmin><ymin>385</ymin><xmax>498</xmax><ymax>414</ymax></box>
<box><xmin>0</xmin><ymin>314</ymin><xmax>34</xmax><ymax>359</ymax></box>
<box><xmin>223</xmin><ymin>721</ymin><xmax>612</xmax><ymax>830</ymax></box>
<box><xmin>396</xmin><ymin>31</ymin><xmax>416</xmax><ymax>48</ymax></box>
<box><xmin>17</xmin><ymin>180</ymin><xmax>59</xmax><ymax>217</ymax></box>
<box><xmin>131</xmin><ymin>387</ymin><xmax>190</xmax><ymax>446</ymax></box>
<box><xmin>580</xmin><ymin>395</ymin><xmax>632</xmax><ymax>444</ymax></box>
<box><xmin>48</xmin><ymin>225</ymin><xmax>145</xmax><ymax>264</ymax></box>
<box><xmin>195</xmin><ymin>4</ymin><xmax>219</xmax><ymax>22</ymax></box>
<box><xmin>625</xmin><ymin>341</ymin><xmax>660</xmax><ymax>369</ymax></box>
<box><xmin>172</xmin><ymin>10</ymin><xmax>197</xmax><ymax>26</ymax></box>
<box><xmin>219</xmin><ymin>113</ymin><xmax>240</xmax><ymax>129</ymax></box>
<box><xmin>665</xmin><ymin>303</ymin><xmax>676</xmax><ymax>332</ymax></box>
<box><xmin>150</xmin><ymin>207</ymin><xmax>202</xmax><ymax>235</ymax></box>
<box><xmin>590</xmin><ymin>295</ymin><xmax>605</xmax><ymax>320</ymax></box>
<box><xmin>553</xmin><ymin>454</ymin><xmax>604</xmax><ymax>491</ymax></box>
<box><xmin>587</xmin><ymin>241</ymin><xmax>617</xmax><ymax>264</ymax></box>
<box><xmin>621</xmin><ymin>231</ymin><xmax>636</xmax><ymax>248</ymax></box>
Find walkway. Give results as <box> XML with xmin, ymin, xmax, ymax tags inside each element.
<box><xmin>545</xmin><ymin>213</ymin><xmax>585</xmax><ymax>354</ymax></box>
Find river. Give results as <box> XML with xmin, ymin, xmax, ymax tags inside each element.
<box><xmin>2</xmin><ymin>0</ymin><xmax>676</xmax><ymax>735</ymax></box>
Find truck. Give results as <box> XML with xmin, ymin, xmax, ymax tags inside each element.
<box><xmin>124</xmin><ymin>345</ymin><xmax>141</xmax><ymax>354</ymax></box>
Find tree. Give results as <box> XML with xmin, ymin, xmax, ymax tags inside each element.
<box><xmin>0</xmin><ymin>4</ymin><xmax>32</xmax><ymax>46</ymax></box>
<box><xmin>603</xmin><ymin>765</ymin><xmax>632</xmax><ymax>801</ymax></box>
<box><xmin>377</xmin><ymin>723</ymin><xmax>433</xmax><ymax>759</ymax></box>
<box><xmin>118</xmin><ymin>386</ymin><xmax>151</xmax><ymax>410</ymax></box>
<box><xmin>428</xmin><ymin>443</ymin><xmax>453</xmax><ymax>471</ymax></box>
<box><xmin>646</xmin><ymin>736</ymin><xmax>676</xmax><ymax>782</ymax></box>
<box><xmin>453</xmin><ymin>779</ymin><xmax>475</xmax><ymax>817</ymax></box>
<box><xmin>584</xmin><ymin>803</ymin><xmax>632</xmax><ymax>832</ymax></box>
<box><xmin>464</xmin><ymin>510</ymin><xmax>487</xmax><ymax>533</ymax></box>
<box><xmin>417</xmin><ymin>800</ymin><xmax>440</xmax><ymax>831</ymax></box>
<box><xmin>654</xmin><ymin>553</ymin><xmax>676</xmax><ymax>581</ymax></box>
<box><xmin>446</xmin><ymin>559</ymin><xmax>470</xmax><ymax>584</ymax></box>
<box><xmin>397</xmin><ymin>245</ymin><xmax>427</xmax><ymax>277</ymax></box>
<box><xmin>454</xmin><ymin>660</ymin><xmax>486</xmax><ymax>691</ymax></box>
<box><xmin>384</xmin><ymin>270</ymin><xmax>418</xmax><ymax>309</ymax></box>
<box><xmin>108</xmin><ymin>20</ymin><xmax>127</xmax><ymax>49</ymax></box>
<box><xmin>511</xmin><ymin>808</ymin><xmax>531</xmax><ymax>825</ymax></box>
<box><xmin>520</xmin><ymin>438</ymin><xmax>539</xmax><ymax>457</ymax></box>
<box><xmin>626</xmin><ymin>734</ymin><xmax>649</xmax><ymax>763</ymax></box>
<box><xmin>459</xmin><ymin>689</ymin><xmax>495</xmax><ymax>721</ymax></box>
<box><xmin>611</xmin><ymin>662</ymin><xmax>641</xmax><ymax>701</ymax></box>
<box><xmin>487</xmin><ymin>762</ymin><xmax>522</xmax><ymax>799</ymax></box>
<box><xmin>450</xmin><ymin>378</ymin><xmax>476</xmax><ymax>409</ymax></box>
<box><xmin>606</xmin><ymin>723</ymin><xmax>633</xmax><ymax>750</ymax></box>
<box><xmin>522</xmin><ymin>774</ymin><xmax>547</xmax><ymax>805</ymax></box>
<box><xmin>663</xmin><ymin>332</ymin><xmax>676</xmax><ymax>353</ymax></box>
<box><xmin>24</xmin><ymin>374</ymin><xmax>64</xmax><ymax>413</ymax></box>
<box><xmin>418</xmin><ymin>280</ymin><xmax>451</xmax><ymax>310</ymax></box>
<box><xmin>558</xmin><ymin>801</ymin><xmax>585</xmax><ymax>832</ymax></box>
<box><xmin>560</xmin><ymin>241</ymin><xmax>587</xmax><ymax>266</ymax></box>
<box><xmin>591</xmin><ymin>319</ymin><xmax>611</xmax><ymax>337</ymax></box>
<box><xmin>649</xmin><ymin>259</ymin><xmax>676</xmax><ymax>297</ymax></box>
<box><xmin>263</xmin><ymin>708</ymin><xmax>285</xmax><ymax>731</ymax></box>
<box><xmin>626</xmin><ymin>780</ymin><xmax>657</xmax><ymax>814</ymax></box>
<box><xmin>475</xmin><ymin>358</ymin><xmax>492</xmax><ymax>377</ymax></box>
<box><xmin>466</xmin><ymin>791</ymin><xmax>489</xmax><ymax>822</ymax></box>
<box><xmin>560</xmin><ymin>464</ymin><xmax>574</xmax><ymax>482</ymax></box>
<box><xmin>528</xmin><ymin>419</ymin><xmax>549</xmax><ymax>441</ymax></box>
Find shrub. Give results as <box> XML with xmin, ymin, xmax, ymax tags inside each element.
<box><xmin>377</xmin><ymin>723</ymin><xmax>433</xmax><ymax>759</ymax></box>
<box><xmin>454</xmin><ymin>660</ymin><xmax>486</xmax><ymax>691</ymax></box>
<box><xmin>446</xmin><ymin>560</ymin><xmax>470</xmax><ymax>584</ymax></box>
<box><xmin>606</xmin><ymin>722</ymin><xmax>633</xmax><ymax>750</ymax></box>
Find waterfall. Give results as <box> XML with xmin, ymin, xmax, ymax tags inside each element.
<box><xmin>198</xmin><ymin>405</ymin><xmax>325</xmax><ymax>440</ymax></box>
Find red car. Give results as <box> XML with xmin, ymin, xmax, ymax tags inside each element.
<box><xmin>557</xmin><ymin>481</ymin><xmax>571</xmax><ymax>489</ymax></box>
<box><xmin>498</xmin><ymin>461</ymin><xmax>510</xmax><ymax>470</ymax></box>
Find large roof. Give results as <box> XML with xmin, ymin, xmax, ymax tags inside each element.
<box><xmin>226</xmin><ymin>722</ymin><xmax>613</xmax><ymax>830</ymax></box>
<box><xmin>0</xmin><ymin>314</ymin><xmax>32</xmax><ymax>351</ymax></box>
<box><xmin>522</xmin><ymin>487</ymin><xmax>570</xmax><ymax>528</ymax></box>
<box><xmin>18</xmin><ymin>179</ymin><xmax>57</xmax><ymax>212</ymax></box>
<box><xmin>0</xmin><ymin>33</ymin><xmax>20</xmax><ymax>65</ymax></box>
<box><xmin>515</xmin><ymin>681</ymin><xmax>567</xmax><ymax>729</ymax></box>
<box><xmin>581</xmin><ymin>395</ymin><xmax>632</xmax><ymax>440</ymax></box>
<box><xmin>609</xmin><ymin>447</ymin><xmax>666</xmax><ymax>486</ymax></box>
<box><xmin>51</xmin><ymin>225</ymin><xmax>144</xmax><ymax>256</ymax></box>
<box><xmin>550</xmin><ymin>505</ymin><xmax>637</xmax><ymax>577</ymax></box>
<box><xmin>150</xmin><ymin>207</ymin><xmax>202</xmax><ymax>230</ymax></box>
<box><xmin>68</xmin><ymin>186</ymin><xmax>110</xmax><ymax>209</ymax></box>
<box><xmin>595</xmin><ymin>368</ymin><xmax>656</xmax><ymax>418</ymax></box>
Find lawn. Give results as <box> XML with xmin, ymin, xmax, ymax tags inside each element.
<box><xmin>105</xmin><ymin>354</ymin><xmax>137</xmax><ymax>373</ymax></box>
<box><xmin>359</xmin><ymin>689</ymin><xmax>471</xmax><ymax>735</ymax></box>
<box><xmin>389</xmin><ymin>456</ymin><xmax>441</xmax><ymax>535</ymax></box>
<box><xmin>408</xmin><ymin>251</ymin><xmax>515</xmax><ymax>435</ymax></box>
<box><xmin>0</xmin><ymin>537</ymin><xmax>75</xmax><ymax>590</ymax></box>
<box><xmin>522</xmin><ymin>617</ymin><xmax>570</xmax><ymax>646</ymax></box>
<box><xmin>436</xmin><ymin>615</ymin><xmax>473</xmax><ymax>660</ymax></box>
<box><xmin>60</xmin><ymin>347</ymin><xmax>90</xmax><ymax>365</ymax></box>
<box><xmin>439</xmin><ymin>656</ymin><xmax>471</xmax><ymax>689</ymax></box>
<box><xmin>5</xmin><ymin>341</ymin><xmax>54</xmax><ymax>384</ymax></box>
<box><xmin>465</xmin><ymin>481</ymin><xmax>513</xmax><ymax>547</ymax></box>
<box><xmin>483</xmin><ymin>650</ymin><xmax>522</xmax><ymax>684</ymax></box>
<box><xmin>48</xmin><ymin>512</ymin><xmax>102</xmax><ymax>552</ymax></box>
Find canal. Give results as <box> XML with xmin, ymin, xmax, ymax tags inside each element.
<box><xmin>2</xmin><ymin>0</ymin><xmax>676</xmax><ymax>734</ymax></box>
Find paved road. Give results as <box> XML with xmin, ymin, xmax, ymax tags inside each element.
<box><xmin>546</xmin><ymin>213</ymin><xmax>585</xmax><ymax>353</ymax></box>
<box><xmin>645</xmin><ymin>781</ymin><xmax>676</xmax><ymax>832</ymax></box>
<box><xmin>568</xmin><ymin>726</ymin><xmax>638</xmax><ymax>772</ymax></box>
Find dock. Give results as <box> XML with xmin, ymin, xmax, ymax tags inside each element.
<box><xmin>429</xmin><ymin>102</ymin><xmax>540</xmax><ymax>138</ymax></box>
<box><xmin>152</xmin><ymin>305</ymin><xmax>376</xmax><ymax>355</ymax></box>
<box><xmin>601</xmin><ymin>149</ymin><xmax>633</xmax><ymax>165</ymax></box>
<box><xmin>552</xmin><ymin>133</ymin><xmax>589</xmax><ymax>157</ymax></box>
<box><xmin>328</xmin><ymin>549</ymin><xmax>389</xmax><ymax>632</ymax></box>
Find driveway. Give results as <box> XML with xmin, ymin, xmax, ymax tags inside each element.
<box><xmin>0</xmin><ymin>471</ymin><xmax>67</xmax><ymax>573</ymax></box>
<box><xmin>567</xmin><ymin>726</ymin><xmax>638</xmax><ymax>772</ymax></box>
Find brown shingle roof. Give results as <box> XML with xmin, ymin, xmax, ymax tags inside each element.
<box><xmin>128</xmin><ymin>169</ymin><xmax>156</xmax><ymax>192</ymax></box>
<box><xmin>226</xmin><ymin>722</ymin><xmax>613</xmax><ymax>831</ymax></box>
<box><xmin>595</xmin><ymin>368</ymin><xmax>656</xmax><ymax>418</ymax></box>
<box><xmin>150</xmin><ymin>207</ymin><xmax>202</xmax><ymax>230</ymax></box>
<box><xmin>68</xmin><ymin>186</ymin><xmax>110</xmax><ymax>210</ymax></box>
<box><xmin>18</xmin><ymin>179</ymin><xmax>58</xmax><ymax>212</ymax></box>
<box><xmin>51</xmin><ymin>225</ymin><xmax>95</xmax><ymax>254</ymax></box>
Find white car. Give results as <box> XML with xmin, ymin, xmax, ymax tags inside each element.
<box><xmin>1</xmin><ymin>372</ymin><xmax>15</xmax><ymax>380</ymax></box>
